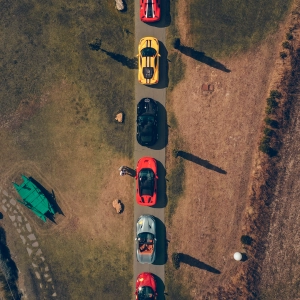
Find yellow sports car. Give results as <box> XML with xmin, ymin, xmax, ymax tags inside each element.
<box><xmin>137</xmin><ymin>37</ymin><xmax>160</xmax><ymax>85</ymax></box>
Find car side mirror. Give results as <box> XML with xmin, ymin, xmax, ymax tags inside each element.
<box><xmin>158</xmin><ymin>54</ymin><xmax>161</xmax><ymax>57</ymax></box>
<box><xmin>156</xmin><ymin>176</ymin><xmax>159</xmax><ymax>179</ymax></box>
<box><xmin>136</xmin><ymin>54</ymin><xmax>139</xmax><ymax>57</ymax></box>
<box><xmin>154</xmin><ymin>238</ymin><xmax>157</xmax><ymax>241</ymax></box>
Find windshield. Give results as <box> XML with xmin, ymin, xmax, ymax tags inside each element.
<box><xmin>137</xmin><ymin>286</ymin><xmax>155</xmax><ymax>300</ymax></box>
<box><xmin>138</xmin><ymin>232</ymin><xmax>154</xmax><ymax>243</ymax></box>
<box><xmin>141</xmin><ymin>47</ymin><xmax>157</xmax><ymax>57</ymax></box>
<box><xmin>138</xmin><ymin>168</ymin><xmax>155</xmax><ymax>196</ymax></box>
<box><xmin>138</xmin><ymin>115</ymin><xmax>155</xmax><ymax>125</ymax></box>
<box><xmin>141</xmin><ymin>135</ymin><xmax>153</xmax><ymax>143</ymax></box>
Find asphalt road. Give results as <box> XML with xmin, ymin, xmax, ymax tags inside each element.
<box><xmin>133</xmin><ymin>1</ymin><xmax>168</xmax><ymax>299</ymax></box>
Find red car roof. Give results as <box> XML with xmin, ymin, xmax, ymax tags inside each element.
<box><xmin>136</xmin><ymin>157</ymin><xmax>158</xmax><ymax>206</ymax></box>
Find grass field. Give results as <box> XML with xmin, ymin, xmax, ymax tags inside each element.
<box><xmin>190</xmin><ymin>0</ymin><xmax>292</xmax><ymax>56</ymax></box>
<box><xmin>0</xmin><ymin>1</ymin><xmax>135</xmax><ymax>299</ymax></box>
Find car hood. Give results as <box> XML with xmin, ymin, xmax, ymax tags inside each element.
<box><xmin>136</xmin><ymin>215</ymin><xmax>156</xmax><ymax>236</ymax></box>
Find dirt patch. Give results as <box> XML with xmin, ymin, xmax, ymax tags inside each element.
<box><xmin>165</xmin><ymin>1</ymin><xmax>294</xmax><ymax>299</ymax></box>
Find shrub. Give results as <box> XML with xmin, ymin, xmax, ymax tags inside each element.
<box><xmin>280</xmin><ymin>51</ymin><xmax>287</xmax><ymax>59</ymax></box>
<box><xmin>264</xmin><ymin>128</ymin><xmax>275</xmax><ymax>137</ymax></box>
<box><xmin>265</xmin><ymin>106</ymin><xmax>272</xmax><ymax>115</ymax></box>
<box><xmin>266</xmin><ymin>97</ymin><xmax>278</xmax><ymax>108</ymax></box>
<box><xmin>172</xmin><ymin>149</ymin><xmax>179</xmax><ymax>158</ymax></box>
<box><xmin>173</xmin><ymin>38</ymin><xmax>181</xmax><ymax>49</ymax></box>
<box><xmin>172</xmin><ymin>252</ymin><xmax>181</xmax><ymax>269</ymax></box>
<box><xmin>282</xmin><ymin>41</ymin><xmax>290</xmax><ymax>49</ymax></box>
<box><xmin>241</xmin><ymin>235</ymin><xmax>253</xmax><ymax>245</ymax></box>
<box><xmin>286</xmin><ymin>32</ymin><xmax>293</xmax><ymax>40</ymax></box>
<box><xmin>270</xmin><ymin>90</ymin><xmax>282</xmax><ymax>99</ymax></box>
<box><xmin>265</xmin><ymin>117</ymin><xmax>279</xmax><ymax>128</ymax></box>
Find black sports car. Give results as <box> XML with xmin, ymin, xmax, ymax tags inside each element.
<box><xmin>137</xmin><ymin>98</ymin><xmax>158</xmax><ymax>146</ymax></box>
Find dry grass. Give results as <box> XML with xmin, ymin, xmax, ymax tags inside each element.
<box><xmin>0</xmin><ymin>1</ymin><xmax>135</xmax><ymax>298</ymax></box>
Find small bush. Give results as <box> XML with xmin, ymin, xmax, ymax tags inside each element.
<box><xmin>265</xmin><ymin>106</ymin><xmax>273</xmax><ymax>115</ymax></box>
<box><xmin>286</xmin><ymin>32</ymin><xmax>293</xmax><ymax>40</ymax></box>
<box><xmin>264</xmin><ymin>128</ymin><xmax>275</xmax><ymax>137</ymax></box>
<box><xmin>172</xmin><ymin>252</ymin><xmax>181</xmax><ymax>269</ymax></box>
<box><xmin>282</xmin><ymin>41</ymin><xmax>290</xmax><ymax>49</ymax></box>
<box><xmin>241</xmin><ymin>235</ymin><xmax>253</xmax><ymax>245</ymax></box>
<box><xmin>172</xmin><ymin>149</ymin><xmax>179</xmax><ymax>158</ymax></box>
<box><xmin>280</xmin><ymin>51</ymin><xmax>287</xmax><ymax>59</ymax></box>
<box><xmin>266</xmin><ymin>97</ymin><xmax>278</xmax><ymax>108</ymax></box>
<box><xmin>270</xmin><ymin>90</ymin><xmax>282</xmax><ymax>99</ymax></box>
<box><xmin>173</xmin><ymin>38</ymin><xmax>181</xmax><ymax>49</ymax></box>
<box><xmin>265</xmin><ymin>117</ymin><xmax>279</xmax><ymax>128</ymax></box>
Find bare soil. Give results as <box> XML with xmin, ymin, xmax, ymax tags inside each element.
<box><xmin>165</xmin><ymin>2</ymin><xmax>295</xmax><ymax>299</ymax></box>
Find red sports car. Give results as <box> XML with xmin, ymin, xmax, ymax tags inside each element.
<box><xmin>135</xmin><ymin>157</ymin><xmax>158</xmax><ymax>206</ymax></box>
<box><xmin>140</xmin><ymin>0</ymin><xmax>161</xmax><ymax>23</ymax></box>
<box><xmin>135</xmin><ymin>272</ymin><xmax>157</xmax><ymax>300</ymax></box>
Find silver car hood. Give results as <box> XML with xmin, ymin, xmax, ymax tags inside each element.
<box><xmin>136</xmin><ymin>215</ymin><xmax>156</xmax><ymax>236</ymax></box>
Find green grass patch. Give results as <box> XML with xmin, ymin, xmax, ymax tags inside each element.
<box><xmin>189</xmin><ymin>0</ymin><xmax>292</xmax><ymax>56</ymax></box>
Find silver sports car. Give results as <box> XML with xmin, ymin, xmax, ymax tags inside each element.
<box><xmin>135</xmin><ymin>215</ymin><xmax>157</xmax><ymax>264</ymax></box>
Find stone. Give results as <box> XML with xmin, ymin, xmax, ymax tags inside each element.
<box><xmin>115</xmin><ymin>112</ymin><xmax>124</xmax><ymax>122</ymax></box>
<box><xmin>28</xmin><ymin>233</ymin><xmax>36</xmax><ymax>241</ymax></box>
<box><xmin>115</xmin><ymin>0</ymin><xmax>124</xmax><ymax>11</ymax></box>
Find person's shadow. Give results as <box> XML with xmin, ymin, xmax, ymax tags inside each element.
<box><xmin>88</xmin><ymin>39</ymin><xmax>137</xmax><ymax>69</ymax></box>
<box><xmin>174</xmin><ymin>40</ymin><xmax>230</xmax><ymax>73</ymax></box>
<box><xmin>178</xmin><ymin>253</ymin><xmax>221</xmax><ymax>274</ymax></box>
<box><xmin>176</xmin><ymin>151</ymin><xmax>227</xmax><ymax>174</ymax></box>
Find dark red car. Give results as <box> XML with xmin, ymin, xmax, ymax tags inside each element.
<box><xmin>140</xmin><ymin>0</ymin><xmax>161</xmax><ymax>23</ymax></box>
<box><xmin>135</xmin><ymin>157</ymin><xmax>158</xmax><ymax>206</ymax></box>
<box><xmin>135</xmin><ymin>272</ymin><xmax>157</xmax><ymax>300</ymax></box>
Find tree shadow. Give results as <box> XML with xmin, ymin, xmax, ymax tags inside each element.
<box><xmin>149</xmin><ymin>102</ymin><xmax>168</xmax><ymax>150</ymax></box>
<box><xmin>154</xmin><ymin>274</ymin><xmax>166</xmax><ymax>300</ymax></box>
<box><xmin>175</xmin><ymin>41</ymin><xmax>230</xmax><ymax>73</ymax></box>
<box><xmin>178</xmin><ymin>253</ymin><xmax>221</xmax><ymax>274</ymax></box>
<box><xmin>29</xmin><ymin>177</ymin><xmax>65</xmax><ymax>217</ymax></box>
<box><xmin>153</xmin><ymin>160</ymin><xmax>168</xmax><ymax>208</ymax></box>
<box><xmin>176</xmin><ymin>151</ymin><xmax>227</xmax><ymax>174</ymax></box>
<box><xmin>153</xmin><ymin>217</ymin><xmax>167</xmax><ymax>265</ymax></box>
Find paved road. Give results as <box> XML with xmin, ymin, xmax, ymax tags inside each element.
<box><xmin>133</xmin><ymin>1</ymin><xmax>168</xmax><ymax>299</ymax></box>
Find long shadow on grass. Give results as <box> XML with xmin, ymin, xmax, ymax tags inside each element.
<box><xmin>176</xmin><ymin>151</ymin><xmax>227</xmax><ymax>174</ymax></box>
<box><xmin>29</xmin><ymin>177</ymin><xmax>65</xmax><ymax>217</ymax></box>
<box><xmin>176</xmin><ymin>42</ymin><xmax>230</xmax><ymax>73</ymax></box>
<box><xmin>88</xmin><ymin>40</ymin><xmax>137</xmax><ymax>69</ymax></box>
<box><xmin>149</xmin><ymin>102</ymin><xmax>168</xmax><ymax>150</ymax></box>
<box><xmin>178</xmin><ymin>253</ymin><xmax>221</xmax><ymax>274</ymax></box>
<box><xmin>153</xmin><ymin>217</ymin><xmax>167</xmax><ymax>265</ymax></box>
<box><xmin>153</xmin><ymin>160</ymin><xmax>168</xmax><ymax>208</ymax></box>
